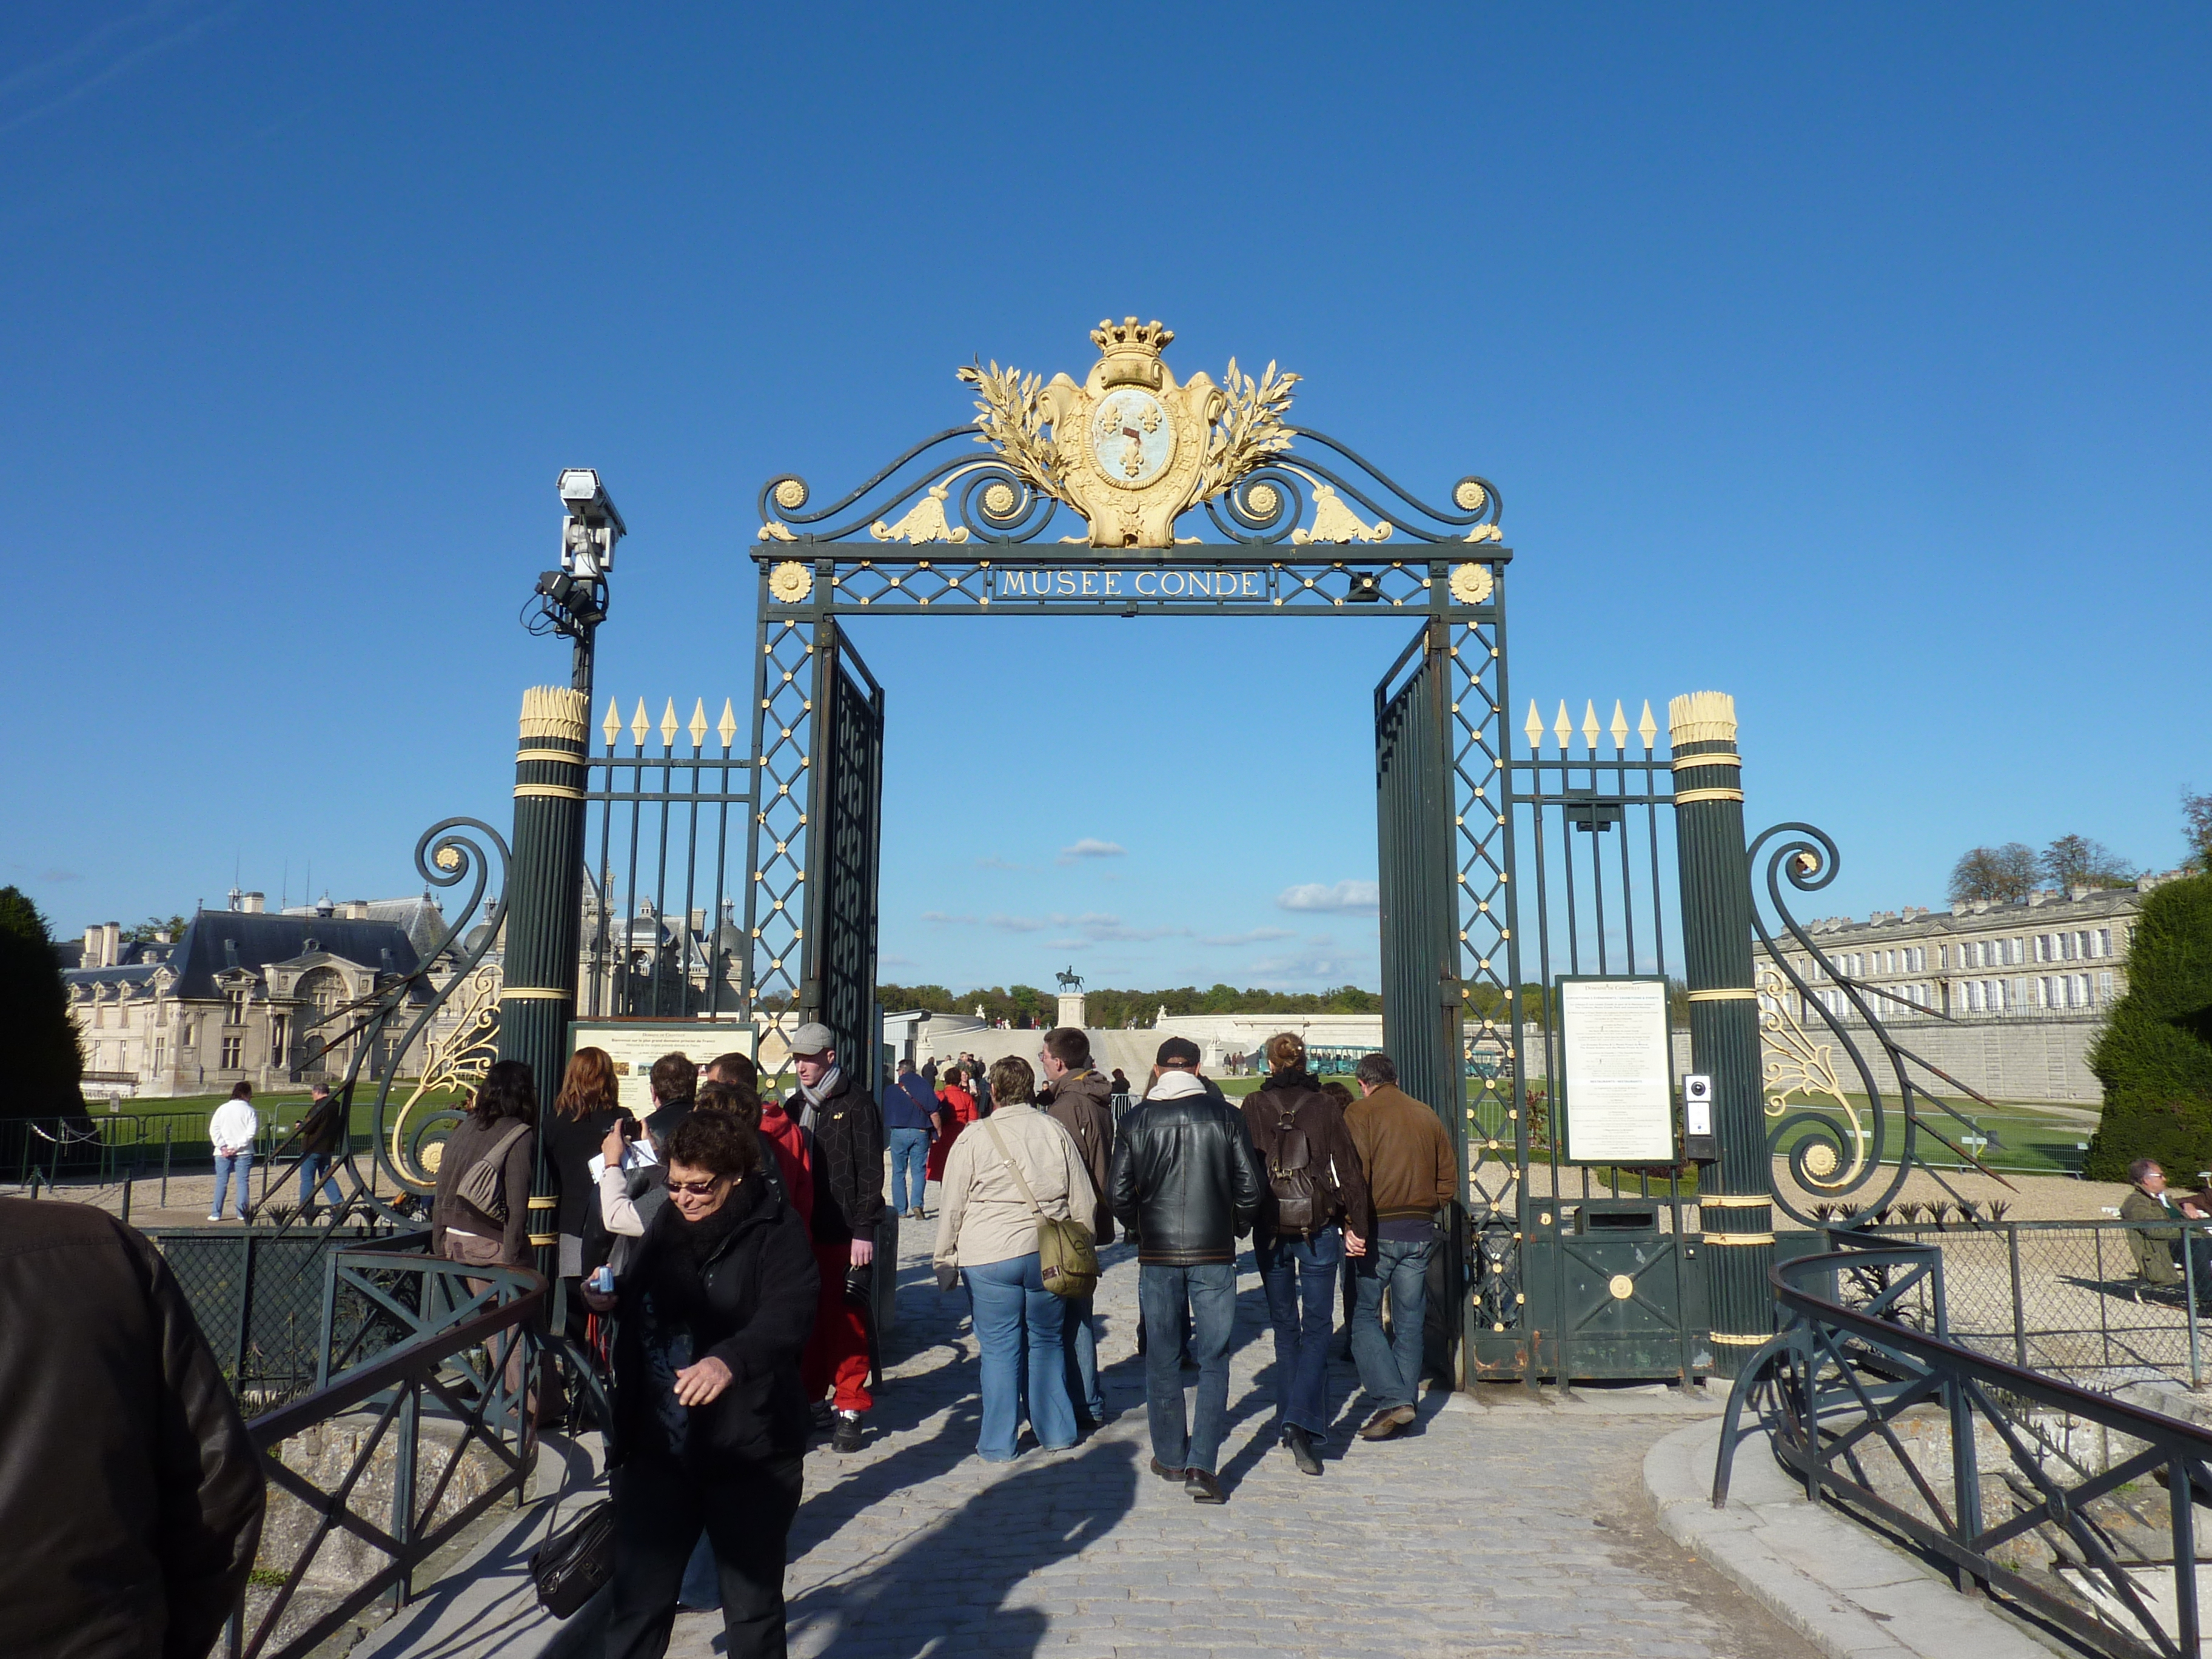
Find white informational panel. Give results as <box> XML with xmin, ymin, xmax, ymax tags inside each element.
<box><xmin>569</xmin><ymin>1020</ymin><xmax>757</xmax><ymax>1117</ymax></box>
<box><xmin>1558</xmin><ymin>976</ymin><xmax>1675</xmax><ymax>1165</ymax></box>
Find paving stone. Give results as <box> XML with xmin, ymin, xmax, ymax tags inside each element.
<box><xmin>661</xmin><ymin>1212</ymin><xmax>1814</xmax><ymax>1658</ymax></box>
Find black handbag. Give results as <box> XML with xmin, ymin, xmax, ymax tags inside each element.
<box><xmin>529</xmin><ymin>1498</ymin><xmax>615</xmax><ymax>1619</ymax></box>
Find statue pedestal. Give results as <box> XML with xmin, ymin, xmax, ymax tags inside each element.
<box><xmin>1056</xmin><ymin>991</ymin><xmax>1086</xmax><ymax>1030</ymax></box>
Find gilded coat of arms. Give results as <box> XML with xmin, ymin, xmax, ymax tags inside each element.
<box><xmin>957</xmin><ymin>318</ymin><xmax>1298</xmax><ymax>550</ymax></box>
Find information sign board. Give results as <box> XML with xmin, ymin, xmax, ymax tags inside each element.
<box><xmin>568</xmin><ymin>1019</ymin><xmax>757</xmax><ymax>1116</ymax></box>
<box><xmin>1557</xmin><ymin>976</ymin><xmax>1675</xmax><ymax>1165</ymax></box>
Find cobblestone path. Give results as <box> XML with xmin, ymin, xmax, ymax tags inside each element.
<box><xmin>667</xmin><ymin>1221</ymin><xmax>1814</xmax><ymax>1659</ymax></box>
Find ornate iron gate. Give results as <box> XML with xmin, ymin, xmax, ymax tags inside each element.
<box><xmin>797</xmin><ymin>624</ymin><xmax>883</xmax><ymax>1070</ymax></box>
<box><xmin>1375</xmin><ymin>623</ymin><xmax>1472</xmax><ymax>1382</ymax></box>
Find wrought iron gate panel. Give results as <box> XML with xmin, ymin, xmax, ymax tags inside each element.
<box><xmin>802</xmin><ymin>624</ymin><xmax>884</xmax><ymax>1070</ymax></box>
<box><xmin>1375</xmin><ymin>623</ymin><xmax>1461</xmax><ymax>1139</ymax></box>
<box><xmin>580</xmin><ymin>695</ymin><xmax>754</xmax><ymax>1021</ymax></box>
<box><xmin>745</xmin><ymin>610</ymin><xmax>822</xmax><ymax>1036</ymax></box>
<box><xmin>1480</xmin><ymin>702</ymin><xmax>1707</xmax><ymax>1384</ymax></box>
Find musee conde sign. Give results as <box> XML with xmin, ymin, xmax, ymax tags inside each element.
<box><xmin>991</xmin><ymin>565</ymin><xmax>1269</xmax><ymax>598</ymax></box>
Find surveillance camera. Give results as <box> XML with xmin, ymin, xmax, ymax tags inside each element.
<box><xmin>557</xmin><ymin>466</ymin><xmax>627</xmax><ymax>555</ymax></box>
<box><xmin>1683</xmin><ymin>1074</ymin><xmax>1712</xmax><ymax>1102</ymax></box>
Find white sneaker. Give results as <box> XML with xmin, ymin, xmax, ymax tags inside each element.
<box><xmin>207</xmin><ymin>1213</ymin><xmax>222</xmax><ymax>1222</ymax></box>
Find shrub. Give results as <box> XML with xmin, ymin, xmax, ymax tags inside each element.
<box><xmin>2082</xmin><ymin>874</ymin><xmax>2212</xmax><ymax>1182</ymax></box>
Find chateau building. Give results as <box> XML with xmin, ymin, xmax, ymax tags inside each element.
<box><xmin>1751</xmin><ymin>872</ymin><xmax>2185</xmax><ymax>1105</ymax></box>
<box><xmin>63</xmin><ymin>891</ymin><xmax>452</xmax><ymax>1099</ymax></box>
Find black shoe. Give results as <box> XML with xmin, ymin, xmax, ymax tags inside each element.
<box><xmin>1283</xmin><ymin>1425</ymin><xmax>1323</xmax><ymax>1476</ymax></box>
<box><xmin>832</xmin><ymin>1411</ymin><xmax>864</xmax><ymax>1453</ymax></box>
<box><xmin>1148</xmin><ymin>1456</ymin><xmax>1187</xmax><ymax>1482</ymax></box>
<box><xmin>1184</xmin><ymin>1469</ymin><xmax>1225</xmax><ymax>1504</ymax></box>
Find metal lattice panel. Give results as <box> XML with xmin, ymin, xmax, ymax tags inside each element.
<box><xmin>746</xmin><ymin>615</ymin><xmax>819</xmax><ymax>1026</ymax></box>
<box><xmin>808</xmin><ymin>628</ymin><xmax>883</xmax><ymax>1065</ymax></box>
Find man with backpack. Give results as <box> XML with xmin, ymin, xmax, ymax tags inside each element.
<box><xmin>1241</xmin><ymin>1032</ymin><xmax>1368</xmax><ymax>1476</ymax></box>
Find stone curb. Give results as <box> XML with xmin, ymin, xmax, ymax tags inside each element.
<box><xmin>1641</xmin><ymin>1416</ymin><xmax>2056</xmax><ymax>1659</ymax></box>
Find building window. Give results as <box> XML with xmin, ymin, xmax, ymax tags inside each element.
<box><xmin>2095</xmin><ymin>928</ymin><xmax>2111</xmax><ymax>959</ymax></box>
<box><xmin>225</xmin><ymin>990</ymin><xmax>247</xmax><ymax>1025</ymax></box>
<box><xmin>270</xmin><ymin>1014</ymin><xmax>288</xmax><ymax>1063</ymax></box>
<box><xmin>220</xmin><ymin>1036</ymin><xmax>243</xmax><ymax>1068</ymax></box>
<box><xmin>2100</xmin><ymin>970</ymin><xmax>2115</xmax><ymax>999</ymax></box>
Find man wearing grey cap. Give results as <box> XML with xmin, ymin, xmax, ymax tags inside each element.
<box><xmin>783</xmin><ymin>1021</ymin><xmax>885</xmax><ymax>1453</ymax></box>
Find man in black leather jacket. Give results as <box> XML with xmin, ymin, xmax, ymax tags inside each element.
<box><xmin>0</xmin><ymin>1198</ymin><xmax>264</xmax><ymax>1659</ymax></box>
<box><xmin>1108</xmin><ymin>1037</ymin><xmax>1264</xmax><ymax>1504</ymax></box>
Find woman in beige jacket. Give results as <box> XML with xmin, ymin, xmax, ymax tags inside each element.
<box><xmin>933</xmin><ymin>1055</ymin><xmax>1098</xmax><ymax>1461</ymax></box>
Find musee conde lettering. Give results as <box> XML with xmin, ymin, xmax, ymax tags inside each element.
<box><xmin>993</xmin><ymin>566</ymin><xmax>1265</xmax><ymax>599</ymax></box>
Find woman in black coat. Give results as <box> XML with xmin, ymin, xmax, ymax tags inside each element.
<box><xmin>587</xmin><ymin>1110</ymin><xmax>819</xmax><ymax>1659</ymax></box>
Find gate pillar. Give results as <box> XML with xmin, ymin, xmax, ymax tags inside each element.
<box><xmin>496</xmin><ymin>685</ymin><xmax>589</xmax><ymax>1262</ymax></box>
<box><xmin>1669</xmin><ymin>691</ymin><xmax>1769</xmax><ymax>1375</ymax></box>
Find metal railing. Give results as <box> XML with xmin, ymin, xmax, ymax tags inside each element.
<box><xmin>155</xmin><ymin>1224</ymin><xmax>431</xmax><ymax>1410</ymax></box>
<box><xmin>229</xmin><ymin>1253</ymin><xmax>546</xmax><ymax>1659</ymax></box>
<box><xmin>5</xmin><ymin>1107</ymin><xmax>403</xmax><ymax>1215</ymax></box>
<box><xmin>1811</xmin><ymin>1218</ymin><xmax>2211</xmax><ymax>1392</ymax></box>
<box><xmin>1718</xmin><ymin>1233</ymin><xmax>2212</xmax><ymax>1659</ymax></box>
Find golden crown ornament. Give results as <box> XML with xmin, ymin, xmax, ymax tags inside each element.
<box><xmin>956</xmin><ymin>318</ymin><xmax>1298</xmax><ymax>550</ymax></box>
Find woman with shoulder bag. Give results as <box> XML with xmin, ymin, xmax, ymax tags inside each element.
<box><xmin>583</xmin><ymin>1110</ymin><xmax>819</xmax><ymax>1659</ymax></box>
<box><xmin>432</xmin><ymin>1059</ymin><xmax>540</xmax><ymax>1399</ymax></box>
<box><xmin>930</xmin><ymin>1056</ymin><xmax>1097</xmax><ymax>1462</ymax></box>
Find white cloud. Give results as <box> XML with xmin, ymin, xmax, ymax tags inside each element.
<box><xmin>1275</xmin><ymin>879</ymin><xmax>1379</xmax><ymax>913</ymax></box>
<box><xmin>974</xmin><ymin>854</ymin><xmax>1027</xmax><ymax>871</ymax></box>
<box><xmin>1057</xmin><ymin>838</ymin><xmax>1126</xmax><ymax>865</ymax></box>
<box><xmin>1199</xmin><ymin>927</ymin><xmax>1296</xmax><ymax>947</ymax></box>
<box><xmin>1247</xmin><ymin>948</ymin><xmax>1369</xmax><ymax>982</ymax></box>
<box><xmin>920</xmin><ymin>910</ymin><xmax>975</xmax><ymax>925</ymax></box>
<box><xmin>989</xmin><ymin>910</ymin><xmax>1185</xmax><ymax>943</ymax></box>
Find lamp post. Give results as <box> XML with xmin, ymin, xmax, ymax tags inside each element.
<box><xmin>504</xmin><ymin>470</ymin><xmax>625</xmax><ymax>1310</ymax></box>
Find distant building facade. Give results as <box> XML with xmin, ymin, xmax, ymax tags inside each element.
<box><xmin>63</xmin><ymin>890</ymin><xmax>454</xmax><ymax>1099</ymax></box>
<box><xmin>1751</xmin><ymin>873</ymin><xmax>2185</xmax><ymax>1105</ymax></box>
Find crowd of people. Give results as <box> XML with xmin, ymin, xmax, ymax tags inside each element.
<box><xmin>127</xmin><ymin>1023</ymin><xmax>1455</xmax><ymax>1659</ymax></box>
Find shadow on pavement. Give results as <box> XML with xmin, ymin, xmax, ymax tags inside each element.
<box><xmin>787</xmin><ymin>1438</ymin><xmax>1141</xmax><ymax>1658</ymax></box>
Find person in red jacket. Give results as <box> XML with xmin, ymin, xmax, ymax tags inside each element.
<box><xmin>927</xmin><ymin>1064</ymin><xmax>979</xmax><ymax>1185</ymax></box>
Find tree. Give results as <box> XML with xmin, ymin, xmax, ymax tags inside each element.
<box><xmin>1948</xmin><ymin>843</ymin><xmax>2039</xmax><ymax>904</ymax></box>
<box><xmin>0</xmin><ymin>886</ymin><xmax>87</xmax><ymax>1121</ymax></box>
<box><xmin>124</xmin><ymin>914</ymin><xmax>189</xmax><ymax>944</ymax></box>
<box><xmin>2183</xmin><ymin>789</ymin><xmax>2212</xmax><ymax>874</ymax></box>
<box><xmin>2040</xmin><ymin>835</ymin><xmax>2134</xmax><ymax>892</ymax></box>
<box><xmin>2083</xmin><ymin>873</ymin><xmax>2212</xmax><ymax>1182</ymax></box>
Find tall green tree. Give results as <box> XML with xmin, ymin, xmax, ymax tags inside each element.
<box><xmin>0</xmin><ymin>886</ymin><xmax>87</xmax><ymax>1121</ymax></box>
<box><xmin>2082</xmin><ymin>873</ymin><xmax>2212</xmax><ymax>1182</ymax></box>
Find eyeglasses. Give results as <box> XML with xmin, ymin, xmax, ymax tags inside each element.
<box><xmin>668</xmin><ymin>1176</ymin><xmax>731</xmax><ymax>1197</ymax></box>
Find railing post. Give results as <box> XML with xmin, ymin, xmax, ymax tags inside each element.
<box><xmin>2187</xmin><ymin>1227</ymin><xmax>2203</xmax><ymax>1392</ymax></box>
<box><xmin>2173</xmin><ymin>1458</ymin><xmax>2200</xmax><ymax>1652</ymax></box>
<box><xmin>2006</xmin><ymin>1225</ymin><xmax>2026</xmax><ymax>1369</ymax></box>
<box><xmin>495</xmin><ymin>686</ymin><xmax>589</xmax><ymax>1294</ymax></box>
<box><xmin>1670</xmin><ymin>691</ymin><xmax>1768</xmax><ymax>1376</ymax></box>
<box><xmin>391</xmin><ymin>1378</ymin><xmax>419</xmax><ymax>1609</ymax></box>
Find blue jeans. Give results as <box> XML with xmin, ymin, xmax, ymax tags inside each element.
<box><xmin>297</xmin><ymin>1153</ymin><xmax>340</xmax><ymax>1207</ymax></box>
<box><xmin>965</xmin><ymin>1254</ymin><xmax>1075</xmax><ymax>1461</ymax></box>
<box><xmin>1139</xmin><ymin>1261</ymin><xmax>1236</xmax><ymax>1475</ymax></box>
<box><xmin>1064</xmin><ymin>1295</ymin><xmax>1102</xmax><ymax>1420</ymax></box>
<box><xmin>887</xmin><ymin>1127</ymin><xmax>931</xmax><ymax>1212</ymax></box>
<box><xmin>212</xmin><ymin>1151</ymin><xmax>253</xmax><ymax>1218</ymax></box>
<box><xmin>1257</xmin><ymin>1227</ymin><xmax>1342</xmax><ymax>1435</ymax></box>
<box><xmin>1351</xmin><ymin>1237</ymin><xmax>1433</xmax><ymax>1412</ymax></box>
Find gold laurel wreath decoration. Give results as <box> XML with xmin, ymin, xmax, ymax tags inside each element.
<box><xmin>954</xmin><ymin>361</ymin><xmax>1069</xmax><ymax>501</ymax></box>
<box><xmin>1197</xmin><ymin>358</ymin><xmax>1300</xmax><ymax>503</ymax></box>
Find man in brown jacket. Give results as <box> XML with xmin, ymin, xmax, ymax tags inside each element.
<box><xmin>1041</xmin><ymin>1025</ymin><xmax>1115</xmax><ymax>1425</ymax></box>
<box><xmin>1342</xmin><ymin>1051</ymin><xmax>1456</xmax><ymax>1441</ymax></box>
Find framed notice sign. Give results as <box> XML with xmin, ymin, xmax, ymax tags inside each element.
<box><xmin>1557</xmin><ymin>976</ymin><xmax>1676</xmax><ymax>1165</ymax></box>
<box><xmin>569</xmin><ymin>1020</ymin><xmax>757</xmax><ymax>1116</ymax></box>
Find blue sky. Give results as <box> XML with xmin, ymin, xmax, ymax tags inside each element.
<box><xmin>4</xmin><ymin>4</ymin><xmax>2207</xmax><ymax>992</ymax></box>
